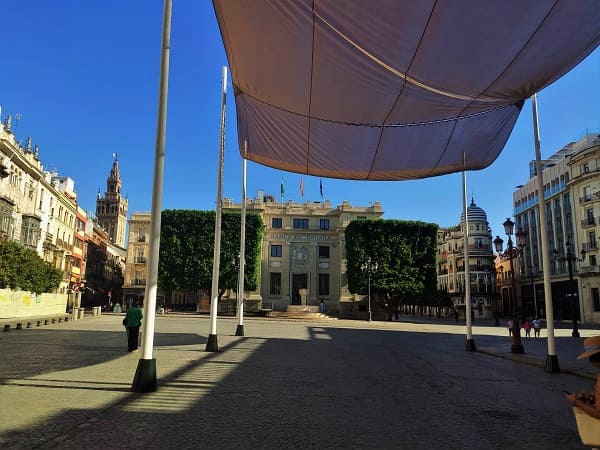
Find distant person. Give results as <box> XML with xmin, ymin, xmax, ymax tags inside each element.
<box><xmin>113</xmin><ymin>302</ymin><xmax>122</xmax><ymax>313</ymax></box>
<box><xmin>507</xmin><ymin>319</ymin><xmax>513</xmax><ymax>337</ymax></box>
<box><xmin>565</xmin><ymin>336</ymin><xmax>600</xmax><ymax>446</ymax></box>
<box><xmin>454</xmin><ymin>309</ymin><xmax>459</xmax><ymax>323</ymax></box>
<box><xmin>319</xmin><ymin>300</ymin><xmax>325</xmax><ymax>313</ymax></box>
<box><xmin>532</xmin><ymin>317</ymin><xmax>541</xmax><ymax>338</ymax></box>
<box><xmin>124</xmin><ymin>301</ymin><xmax>143</xmax><ymax>352</ymax></box>
<box><xmin>523</xmin><ymin>319</ymin><xmax>532</xmax><ymax>339</ymax></box>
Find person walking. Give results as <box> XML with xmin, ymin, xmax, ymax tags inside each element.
<box><xmin>532</xmin><ymin>317</ymin><xmax>541</xmax><ymax>338</ymax></box>
<box><xmin>507</xmin><ymin>319</ymin><xmax>513</xmax><ymax>337</ymax></box>
<box><xmin>523</xmin><ymin>319</ymin><xmax>532</xmax><ymax>339</ymax></box>
<box><xmin>124</xmin><ymin>301</ymin><xmax>143</xmax><ymax>352</ymax></box>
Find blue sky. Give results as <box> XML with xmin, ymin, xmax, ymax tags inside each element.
<box><xmin>1</xmin><ymin>2</ymin><xmax>598</xmax><ymax>240</ymax></box>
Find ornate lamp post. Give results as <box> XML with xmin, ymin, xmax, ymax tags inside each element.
<box><xmin>361</xmin><ymin>257</ymin><xmax>378</xmax><ymax>322</ymax></box>
<box><xmin>493</xmin><ymin>218</ymin><xmax>527</xmax><ymax>354</ymax></box>
<box><xmin>553</xmin><ymin>241</ymin><xmax>585</xmax><ymax>338</ymax></box>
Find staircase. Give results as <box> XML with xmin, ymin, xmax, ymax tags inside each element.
<box><xmin>265</xmin><ymin>310</ymin><xmax>337</xmax><ymax>321</ymax></box>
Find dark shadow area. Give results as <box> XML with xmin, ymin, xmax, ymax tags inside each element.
<box><xmin>0</xmin><ymin>324</ymin><xmax>590</xmax><ymax>449</ymax></box>
<box><xmin>0</xmin><ymin>329</ymin><xmax>205</xmax><ymax>380</ymax></box>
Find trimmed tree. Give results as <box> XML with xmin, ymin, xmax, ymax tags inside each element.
<box><xmin>346</xmin><ymin>219</ymin><xmax>438</xmax><ymax>319</ymax></box>
<box><xmin>158</xmin><ymin>210</ymin><xmax>263</xmax><ymax>300</ymax></box>
<box><xmin>0</xmin><ymin>240</ymin><xmax>63</xmax><ymax>294</ymax></box>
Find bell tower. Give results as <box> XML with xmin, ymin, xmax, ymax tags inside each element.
<box><xmin>96</xmin><ymin>153</ymin><xmax>128</xmax><ymax>247</ymax></box>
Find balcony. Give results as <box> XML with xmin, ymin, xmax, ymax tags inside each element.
<box><xmin>581</xmin><ymin>218</ymin><xmax>596</xmax><ymax>228</ymax></box>
<box><xmin>579</xmin><ymin>195</ymin><xmax>594</xmax><ymax>205</ymax></box>
<box><xmin>45</xmin><ymin>232</ymin><xmax>54</xmax><ymax>243</ymax></box>
<box><xmin>132</xmin><ymin>279</ymin><xmax>146</xmax><ymax>286</ymax></box>
<box><xmin>581</xmin><ymin>266</ymin><xmax>600</xmax><ymax>276</ymax></box>
<box><xmin>134</xmin><ymin>256</ymin><xmax>146</xmax><ymax>264</ymax></box>
<box><xmin>582</xmin><ymin>242</ymin><xmax>598</xmax><ymax>252</ymax></box>
<box><xmin>138</xmin><ymin>235</ymin><xmax>146</xmax><ymax>242</ymax></box>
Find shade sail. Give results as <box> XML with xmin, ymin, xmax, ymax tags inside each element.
<box><xmin>212</xmin><ymin>0</ymin><xmax>600</xmax><ymax>180</ymax></box>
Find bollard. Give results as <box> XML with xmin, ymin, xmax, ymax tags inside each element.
<box><xmin>78</xmin><ymin>308</ymin><xmax>84</xmax><ymax>320</ymax></box>
<box><xmin>27</xmin><ymin>322</ymin><xmax>32</xmax><ymax>328</ymax></box>
<box><xmin>72</xmin><ymin>308</ymin><xmax>79</xmax><ymax>320</ymax></box>
<box><xmin>16</xmin><ymin>323</ymin><xmax>23</xmax><ymax>330</ymax></box>
<box><xmin>52</xmin><ymin>319</ymin><xmax>56</xmax><ymax>324</ymax></box>
<box><xmin>3</xmin><ymin>324</ymin><xmax>10</xmax><ymax>332</ymax></box>
<box><xmin>58</xmin><ymin>318</ymin><xmax>62</xmax><ymax>323</ymax></box>
<box><xmin>65</xmin><ymin>317</ymin><xmax>69</xmax><ymax>322</ymax></box>
<box><xmin>97</xmin><ymin>306</ymin><xmax>102</xmax><ymax>316</ymax></box>
<box><xmin>37</xmin><ymin>321</ymin><xmax>41</xmax><ymax>327</ymax></box>
<box><xmin>44</xmin><ymin>320</ymin><xmax>49</xmax><ymax>325</ymax></box>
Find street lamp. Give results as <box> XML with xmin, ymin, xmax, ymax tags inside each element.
<box><xmin>493</xmin><ymin>218</ymin><xmax>526</xmax><ymax>354</ymax></box>
<box><xmin>361</xmin><ymin>257</ymin><xmax>378</xmax><ymax>322</ymax></box>
<box><xmin>553</xmin><ymin>241</ymin><xmax>585</xmax><ymax>338</ymax></box>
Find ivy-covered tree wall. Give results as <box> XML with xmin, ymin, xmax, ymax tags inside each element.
<box><xmin>345</xmin><ymin>219</ymin><xmax>438</xmax><ymax>313</ymax></box>
<box><xmin>158</xmin><ymin>210</ymin><xmax>263</xmax><ymax>295</ymax></box>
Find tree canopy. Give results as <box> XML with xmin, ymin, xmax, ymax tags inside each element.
<box><xmin>158</xmin><ymin>210</ymin><xmax>263</xmax><ymax>295</ymax></box>
<box><xmin>0</xmin><ymin>240</ymin><xmax>63</xmax><ymax>294</ymax></box>
<box><xmin>346</xmin><ymin>219</ymin><xmax>438</xmax><ymax>312</ymax></box>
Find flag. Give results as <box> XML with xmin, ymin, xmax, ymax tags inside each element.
<box><xmin>280</xmin><ymin>177</ymin><xmax>285</xmax><ymax>197</ymax></box>
<box><xmin>319</xmin><ymin>178</ymin><xmax>323</xmax><ymax>198</ymax></box>
<box><xmin>299</xmin><ymin>176</ymin><xmax>304</xmax><ymax>197</ymax></box>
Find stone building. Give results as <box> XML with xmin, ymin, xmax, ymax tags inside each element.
<box><xmin>223</xmin><ymin>194</ymin><xmax>384</xmax><ymax>312</ymax></box>
<box><xmin>122</xmin><ymin>211</ymin><xmax>151</xmax><ymax>306</ymax></box>
<box><xmin>437</xmin><ymin>199</ymin><xmax>496</xmax><ymax>319</ymax></box>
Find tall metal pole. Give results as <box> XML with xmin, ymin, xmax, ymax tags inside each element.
<box><xmin>462</xmin><ymin>158</ymin><xmax>475</xmax><ymax>351</ymax></box>
<box><xmin>206</xmin><ymin>66</ymin><xmax>228</xmax><ymax>352</ymax></box>
<box><xmin>507</xmin><ymin>237</ymin><xmax>524</xmax><ymax>354</ymax></box>
<box><xmin>235</xmin><ymin>143</ymin><xmax>247</xmax><ymax>336</ymax></box>
<box><xmin>367</xmin><ymin>259</ymin><xmax>372</xmax><ymax>322</ymax></box>
<box><xmin>566</xmin><ymin>252</ymin><xmax>581</xmax><ymax>338</ymax></box>
<box><xmin>132</xmin><ymin>0</ymin><xmax>172</xmax><ymax>393</ymax></box>
<box><xmin>532</xmin><ymin>94</ymin><xmax>559</xmax><ymax>372</ymax></box>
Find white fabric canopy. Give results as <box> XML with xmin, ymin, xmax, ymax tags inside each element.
<box><xmin>213</xmin><ymin>0</ymin><xmax>600</xmax><ymax>180</ymax></box>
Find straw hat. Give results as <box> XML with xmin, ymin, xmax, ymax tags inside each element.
<box><xmin>577</xmin><ymin>336</ymin><xmax>600</xmax><ymax>359</ymax></box>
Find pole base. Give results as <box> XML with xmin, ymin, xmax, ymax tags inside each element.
<box><xmin>131</xmin><ymin>358</ymin><xmax>157</xmax><ymax>393</ymax></box>
<box><xmin>466</xmin><ymin>339</ymin><xmax>477</xmax><ymax>352</ymax></box>
<box><xmin>511</xmin><ymin>343</ymin><xmax>524</xmax><ymax>354</ymax></box>
<box><xmin>235</xmin><ymin>324</ymin><xmax>244</xmax><ymax>336</ymax></box>
<box><xmin>206</xmin><ymin>334</ymin><xmax>219</xmax><ymax>352</ymax></box>
<box><xmin>572</xmin><ymin>330</ymin><xmax>580</xmax><ymax>338</ymax></box>
<box><xmin>544</xmin><ymin>355</ymin><xmax>561</xmax><ymax>373</ymax></box>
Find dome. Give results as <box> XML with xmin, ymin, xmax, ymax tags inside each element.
<box><xmin>459</xmin><ymin>199</ymin><xmax>488</xmax><ymax>224</ymax></box>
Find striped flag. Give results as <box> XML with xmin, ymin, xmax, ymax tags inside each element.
<box><xmin>299</xmin><ymin>176</ymin><xmax>304</xmax><ymax>197</ymax></box>
<box><xmin>320</xmin><ymin>178</ymin><xmax>323</xmax><ymax>198</ymax></box>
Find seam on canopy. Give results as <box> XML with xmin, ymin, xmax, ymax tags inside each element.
<box><xmin>308</xmin><ymin>3</ymin><xmax>506</xmax><ymax>104</ymax></box>
<box><xmin>306</xmin><ymin>0</ymin><xmax>316</xmax><ymax>174</ymax></box>
<box><xmin>237</xmin><ymin>86</ymin><xmax>515</xmax><ymax>127</ymax></box>
<box><xmin>427</xmin><ymin>1</ymin><xmax>558</xmax><ymax>177</ymax></box>
<box><xmin>368</xmin><ymin>0</ymin><xmax>439</xmax><ymax>179</ymax></box>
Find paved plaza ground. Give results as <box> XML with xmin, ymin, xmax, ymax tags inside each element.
<box><xmin>0</xmin><ymin>313</ymin><xmax>598</xmax><ymax>449</ymax></box>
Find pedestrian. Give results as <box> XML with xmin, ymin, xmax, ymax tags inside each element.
<box><xmin>507</xmin><ymin>319</ymin><xmax>513</xmax><ymax>337</ymax></box>
<box><xmin>123</xmin><ymin>301</ymin><xmax>143</xmax><ymax>352</ymax></box>
<box><xmin>565</xmin><ymin>336</ymin><xmax>600</xmax><ymax>447</ymax></box>
<box><xmin>319</xmin><ymin>300</ymin><xmax>325</xmax><ymax>313</ymax></box>
<box><xmin>454</xmin><ymin>308</ymin><xmax>459</xmax><ymax>323</ymax></box>
<box><xmin>523</xmin><ymin>319</ymin><xmax>532</xmax><ymax>339</ymax></box>
<box><xmin>532</xmin><ymin>317</ymin><xmax>541</xmax><ymax>338</ymax></box>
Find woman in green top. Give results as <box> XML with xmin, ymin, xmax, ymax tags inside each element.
<box><xmin>124</xmin><ymin>301</ymin><xmax>143</xmax><ymax>352</ymax></box>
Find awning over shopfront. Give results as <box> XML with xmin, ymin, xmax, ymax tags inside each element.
<box><xmin>212</xmin><ymin>0</ymin><xmax>599</xmax><ymax>180</ymax></box>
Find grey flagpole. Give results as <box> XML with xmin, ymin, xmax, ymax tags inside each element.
<box><xmin>236</xmin><ymin>142</ymin><xmax>247</xmax><ymax>336</ymax></box>
<box><xmin>132</xmin><ymin>0</ymin><xmax>172</xmax><ymax>393</ymax></box>
<box><xmin>463</xmin><ymin>153</ymin><xmax>476</xmax><ymax>351</ymax></box>
<box><xmin>206</xmin><ymin>66</ymin><xmax>228</xmax><ymax>352</ymax></box>
<box><xmin>532</xmin><ymin>93</ymin><xmax>560</xmax><ymax>373</ymax></box>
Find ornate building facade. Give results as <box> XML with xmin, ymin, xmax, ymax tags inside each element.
<box><xmin>95</xmin><ymin>155</ymin><xmax>128</xmax><ymax>248</ymax></box>
<box><xmin>437</xmin><ymin>200</ymin><xmax>496</xmax><ymax>319</ymax></box>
